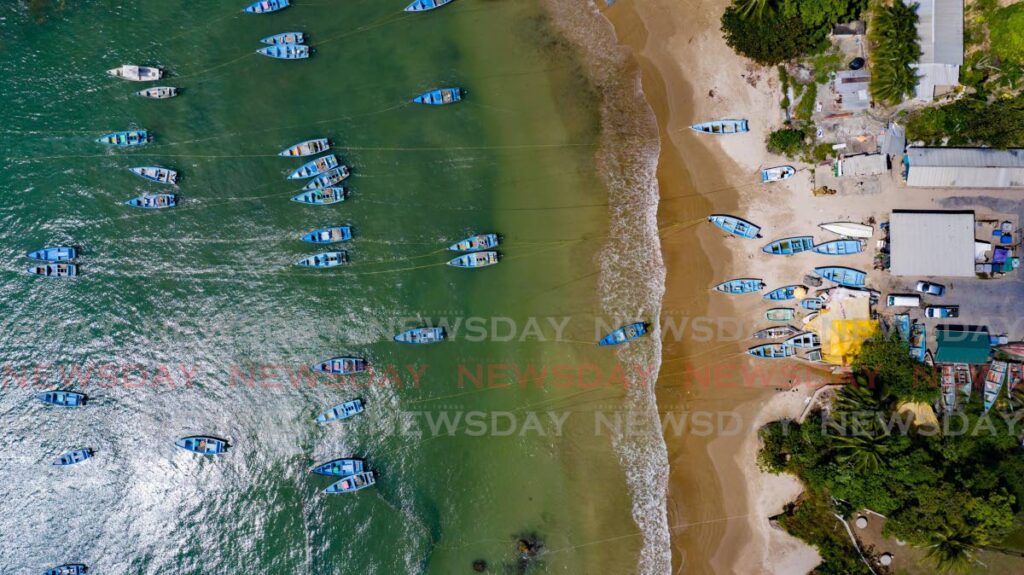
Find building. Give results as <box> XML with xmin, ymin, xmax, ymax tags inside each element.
<box><xmin>889</xmin><ymin>210</ymin><xmax>976</xmax><ymax>277</ymax></box>
<box><xmin>834</xmin><ymin>70</ymin><xmax>871</xmax><ymax>111</ymax></box>
<box><xmin>934</xmin><ymin>328</ymin><xmax>991</xmax><ymax>364</ymax></box>
<box><xmin>905</xmin><ymin>148</ymin><xmax>1024</xmax><ymax>188</ymax></box>
<box><xmin>905</xmin><ymin>0</ymin><xmax>963</xmax><ymax>101</ymax></box>
<box><xmin>837</xmin><ymin>153</ymin><xmax>888</xmax><ymax>177</ymax></box>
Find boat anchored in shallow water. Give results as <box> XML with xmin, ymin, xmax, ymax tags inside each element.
<box><xmin>691</xmin><ymin>119</ymin><xmax>748</xmax><ymax>135</ymax></box>
<box><xmin>27</xmin><ymin>246</ymin><xmax>76</xmax><ymax>262</ymax></box>
<box><xmin>324</xmin><ymin>471</ymin><xmax>376</xmax><ymax>493</ymax></box>
<box><xmin>812</xmin><ymin>239</ymin><xmax>863</xmax><ymax>255</ymax></box>
<box><xmin>53</xmin><ymin>448</ymin><xmax>93</xmax><ymax>466</ymax></box>
<box><xmin>280</xmin><ymin>138</ymin><xmax>329</xmax><ymax>157</ymax></box>
<box><xmin>302</xmin><ymin>226</ymin><xmax>351</xmax><ymax>244</ymax></box>
<box><xmin>713</xmin><ymin>278</ymin><xmax>764</xmax><ymax>294</ymax></box>
<box><xmin>262</xmin><ymin>31</ymin><xmax>305</xmax><ymax>45</ymax></box>
<box><xmin>762</xmin><ymin>166</ymin><xmax>796</xmax><ymax>182</ymax></box>
<box><xmin>97</xmin><ymin>130</ymin><xmax>149</xmax><ymax>146</ymax></box>
<box><xmin>41</xmin><ymin>564</ymin><xmax>88</xmax><ymax>575</ymax></box>
<box><xmin>412</xmin><ymin>87</ymin><xmax>462</xmax><ymax>105</ymax></box>
<box><xmin>449</xmin><ymin>233</ymin><xmax>498</xmax><ymax>252</ymax></box>
<box><xmin>107</xmin><ymin>65</ymin><xmax>162</xmax><ymax>81</ymax></box>
<box><xmin>303</xmin><ymin>166</ymin><xmax>350</xmax><ymax>191</ymax></box>
<box><xmin>314</xmin><ymin>357</ymin><xmax>367</xmax><ymax>375</ymax></box>
<box><xmin>448</xmin><ymin>251</ymin><xmax>499</xmax><ymax>268</ymax></box>
<box><xmin>175</xmin><ymin>436</ymin><xmax>228</xmax><ymax>455</ymax></box>
<box><xmin>814</xmin><ymin>266</ymin><xmax>867</xmax><ymax>287</ymax></box>
<box><xmin>762</xmin><ymin>236</ymin><xmax>814</xmax><ymax>256</ymax></box>
<box><xmin>27</xmin><ymin>263</ymin><xmax>76</xmax><ymax>277</ymax></box>
<box><xmin>296</xmin><ymin>251</ymin><xmax>347</xmax><ymax>268</ymax></box>
<box><xmin>125</xmin><ymin>194</ymin><xmax>177</xmax><ymax>209</ymax></box>
<box><xmin>313</xmin><ymin>458</ymin><xmax>364</xmax><ymax>477</ymax></box>
<box><xmin>405</xmin><ymin>0</ymin><xmax>456</xmax><ymax>11</ymax></box>
<box><xmin>291</xmin><ymin>188</ymin><xmax>346</xmax><ymax>205</ymax></box>
<box><xmin>37</xmin><ymin>390</ymin><xmax>87</xmax><ymax>407</ymax></box>
<box><xmin>708</xmin><ymin>214</ymin><xmax>761</xmax><ymax>239</ymax></box>
<box><xmin>244</xmin><ymin>0</ymin><xmax>289</xmax><ymax>13</ymax></box>
<box><xmin>288</xmin><ymin>154</ymin><xmax>338</xmax><ymax>180</ymax></box>
<box><xmin>599</xmin><ymin>322</ymin><xmax>647</xmax><ymax>346</ymax></box>
<box><xmin>129</xmin><ymin>166</ymin><xmax>178</xmax><ymax>185</ymax></box>
<box><xmin>315</xmin><ymin>399</ymin><xmax>364</xmax><ymax>424</ymax></box>
<box><xmin>136</xmin><ymin>86</ymin><xmax>177</xmax><ymax>99</ymax></box>
<box><xmin>257</xmin><ymin>43</ymin><xmax>309</xmax><ymax>59</ymax></box>
<box><xmin>394</xmin><ymin>327</ymin><xmax>445</xmax><ymax>344</ymax></box>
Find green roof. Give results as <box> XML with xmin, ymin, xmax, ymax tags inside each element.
<box><xmin>934</xmin><ymin>330</ymin><xmax>991</xmax><ymax>364</ymax></box>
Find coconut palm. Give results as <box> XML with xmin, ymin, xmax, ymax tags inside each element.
<box><xmin>832</xmin><ymin>430</ymin><xmax>890</xmax><ymax>474</ymax></box>
<box><xmin>738</xmin><ymin>0</ymin><xmax>770</xmax><ymax>19</ymax></box>
<box><xmin>922</xmin><ymin>526</ymin><xmax>979</xmax><ymax>574</ymax></box>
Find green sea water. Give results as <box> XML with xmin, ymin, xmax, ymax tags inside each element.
<box><xmin>0</xmin><ymin>0</ymin><xmax>666</xmax><ymax>573</ymax></box>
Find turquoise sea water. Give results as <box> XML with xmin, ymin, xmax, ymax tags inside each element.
<box><xmin>0</xmin><ymin>1</ymin><xmax>666</xmax><ymax>573</ymax></box>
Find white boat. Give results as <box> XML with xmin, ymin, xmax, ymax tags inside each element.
<box><xmin>136</xmin><ymin>86</ymin><xmax>177</xmax><ymax>99</ymax></box>
<box><xmin>107</xmin><ymin>65</ymin><xmax>163</xmax><ymax>82</ymax></box>
<box><xmin>819</xmin><ymin>222</ymin><xmax>873</xmax><ymax>239</ymax></box>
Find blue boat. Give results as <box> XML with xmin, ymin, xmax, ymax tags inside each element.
<box><xmin>302</xmin><ymin>226</ymin><xmax>351</xmax><ymax>244</ymax></box>
<box><xmin>257</xmin><ymin>43</ymin><xmax>309</xmax><ymax>59</ymax></box>
<box><xmin>449</xmin><ymin>233</ymin><xmax>499</xmax><ymax>252</ymax></box>
<box><xmin>762</xmin><ymin>166</ymin><xmax>796</xmax><ymax>182</ymax></box>
<box><xmin>691</xmin><ymin>119</ymin><xmax>748</xmax><ymax>135</ymax></box>
<box><xmin>313</xmin><ymin>356</ymin><xmax>367</xmax><ymax>375</ymax></box>
<box><xmin>302</xmin><ymin>166</ymin><xmax>350</xmax><ymax>191</ymax></box>
<box><xmin>812</xmin><ymin>239</ymin><xmax>863</xmax><ymax>256</ymax></box>
<box><xmin>324</xmin><ymin>471</ymin><xmax>376</xmax><ymax>494</ymax></box>
<box><xmin>175</xmin><ymin>436</ymin><xmax>228</xmax><ymax>455</ymax></box>
<box><xmin>799</xmin><ymin>298</ymin><xmax>823</xmax><ymax>311</ymax></box>
<box><xmin>125</xmin><ymin>194</ymin><xmax>177</xmax><ymax>209</ymax></box>
<box><xmin>713</xmin><ymin>278</ymin><xmax>764</xmax><ymax>294</ymax></box>
<box><xmin>27</xmin><ymin>263</ymin><xmax>76</xmax><ymax>277</ymax></box>
<box><xmin>288</xmin><ymin>154</ymin><xmax>338</xmax><ymax>180</ymax></box>
<box><xmin>261</xmin><ymin>31</ymin><xmax>304</xmax><ymax>45</ymax></box>
<box><xmin>763</xmin><ymin>285</ymin><xmax>805</xmax><ymax>301</ymax></box>
<box><xmin>762</xmin><ymin>236</ymin><xmax>814</xmax><ymax>256</ymax></box>
<box><xmin>27</xmin><ymin>246</ymin><xmax>76</xmax><ymax>262</ymax></box>
<box><xmin>405</xmin><ymin>0</ymin><xmax>455</xmax><ymax>11</ymax></box>
<box><xmin>814</xmin><ymin>266</ymin><xmax>867</xmax><ymax>287</ymax></box>
<box><xmin>244</xmin><ymin>0</ymin><xmax>289</xmax><ymax>13</ymax></box>
<box><xmin>296</xmin><ymin>251</ymin><xmax>347</xmax><ymax>268</ymax></box>
<box><xmin>747</xmin><ymin>343</ymin><xmax>795</xmax><ymax>359</ymax></box>
<box><xmin>894</xmin><ymin>313</ymin><xmax>911</xmax><ymax>342</ymax></box>
<box><xmin>447</xmin><ymin>251</ymin><xmax>499</xmax><ymax>268</ymax></box>
<box><xmin>129</xmin><ymin>166</ymin><xmax>178</xmax><ymax>185</ymax></box>
<box><xmin>909</xmin><ymin>323</ymin><xmax>927</xmax><ymax>363</ymax></box>
<box><xmin>394</xmin><ymin>327</ymin><xmax>445</xmax><ymax>344</ymax></box>
<box><xmin>53</xmin><ymin>448</ymin><xmax>93</xmax><ymax>466</ymax></box>
<box><xmin>707</xmin><ymin>214</ymin><xmax>761</xmax><ymax>239</ymax></box>
<box><xmin>783</xmin><ymin>332</ymin><xmax>820</xmax><ymax>349</ymax></box>
<box><xmin>280</xmin><ymin>138</ymin><xmax>329</xmax><ymax>157</ymax></box>
<box><xmin>598</xmin><ymin>322</ymin><xmax>647</xmax><ymax>346</ymax></box>
<box><xmin>41</xmin><ymin>564</ymin><xmax>88</xmax><ymax>575</ymax></box>
<box><xmin>36</xmin><ymin>390</ymin><xmax>87</xmax><ymax>407</ymax></box>
<box><xmin>412</xmin><ymin>88</ymin><xmax>462</xmax><ymax>105</ymax></box>
<box><xmin>96</xmin><ymin>129</ymin><xmax>149</xmax><ymax>146</ymax></box>
<box><xmin>291</xmin><ymin>188</ymin><xmax>346</xmax><ymax>205</ymax></box>
<box><xmin>315</xmin><ymin>399</ymin><xmax>364</xmax><ymax>424</ymax></box>
<box><xmin>312</xmin><ymin>458</ymin><xmax>365</xmax><ymax>477</ymax></box>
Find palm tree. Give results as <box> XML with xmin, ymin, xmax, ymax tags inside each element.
<box><xmin>923</xmin><ymin>526</ymin><xmax>979</xmax><ymax>574</ymax></box>
<box><xmin>738</xmin><ymin>0</ymin><xmax>770</xmax><ymax>19</ymax></box>
<box><xmin>832</xmin><ymin>431</ymin><xmax>890</xmax><ymax>474</ymax></box>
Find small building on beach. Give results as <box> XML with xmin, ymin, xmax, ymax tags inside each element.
<box><xmin>904</xmin><ymin>0</ymin><xmax>963</xmax><ymax>100</ymax></box>
<box><xmin>905</xmin><ymin>148</ymin><xmax>1024</xmax><ymax>188</ymax></box>
<box><xmin>934</xmin><ymin>328</ymin><xmax>991</xmax><ymax>364</ymax></box>
<box><xmin>889</xmin><ymin>210</ymin><xmax>976</xmax><ymax>277</ymax></box>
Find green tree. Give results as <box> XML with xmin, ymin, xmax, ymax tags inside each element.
<box><xmin>721</xmin><ymin>3</ymin><xmax>829</xmax><ymax>65</ymax></box>
<box><xmin>922</xmin><ymin>525</ymin><xmax>979</xmax><ymax>574</ymax></box>
<box><xmin>766</xmin><ymin>128</ymin><xmax>806</xmax><ymax>157</ymax></box>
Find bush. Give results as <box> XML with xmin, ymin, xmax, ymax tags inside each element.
<box><xmin>990</xmin><ymin>3</ymin><xmax>1024</xmax><ymax>64</ymax></box>
<box><xmin>868</xmin><ymin>1</ymin><xmax>922</xmax><ymax>105</ymax></box>
<box><xmin>906</xmin><ymin>95</ymin><xmax>1024</xmax><ymax>147</ymax></box>
<box><xmin>766</xmin><ymin>128</ymin><xmax>806</xmax><ymax>157</ymax></box>
<box><xmin>721</xmin><ymin>4</ymin><xmax>829</xmax><ymax>65</ymax></box>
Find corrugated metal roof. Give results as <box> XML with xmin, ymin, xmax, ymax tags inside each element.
<box><xmin>889</xmin><ymin>210</ymin><xmax>975</xmax><ymax>276</ymax></box>
<box><xmin>935</xmin><ymin>329</ymin><xmax>990</xmax><ymax>364</ymax></box>
<box><xmin>908</xmin><ymin>147</ymin><xmax>1024</xmax><ymax>167</ymax></box>
<box><xmin>841</xmin><ymin>153</ymin><xmax>887</xmax><ymax>177</ymax></box>
<box><xmin>881</xmin><ymin>124</ymin><xmax>906</xmax><ymax>156</ymax></box>
<box><xmin>906</xmin><ymin>148</ymin><xmax>1024</xmax><ymax>187</ymax></box>
<box><xmin>905</xmin><ymin>0</ymin><xmax>963</xmax><ymax>99</ymax></box>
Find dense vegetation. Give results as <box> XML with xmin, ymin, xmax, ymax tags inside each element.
<box><xmin>867</xmin><ymin>1</ymin><xmax>921</xmax><ymax>105</ymax></box>
<box><xmin>989</xmin><ymin>2</ymin><xmax>1024</xmax><ymax>66</ymax></box>
<box><xmin>962</xmin><ymin>0</ymin><xmax>1024</xmax><ymax>96</ymax></box>
<box><xmin>759</xmin><ymin>335</ymin><xmax>1024</xmax><ymax>573</ymax></box>
<box><xmin>766</xmin><ymin>128</ymin><xmax>807</xmax><ymax>157</ymax></box>
<box><xmin>906</xmin><ymin>95</ymin><xmax>1024</xmax><ymax>147</ymax></box>
<box><xmin>721</xmin><ymin>0</ymin><xmax>865</xmax><ymax>65</ymax></box>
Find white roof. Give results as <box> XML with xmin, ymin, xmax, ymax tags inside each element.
<box><xmin>906</xmin><ymin>148</ymin><xmax>1024</xmax><ymax>187</ymax></box>
<box><xmin>889</xmin><ymin>210</ymin><xmax>976</xmax><ymax>277</ymax></box>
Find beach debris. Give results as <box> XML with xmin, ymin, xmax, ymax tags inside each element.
<box><xmin>514</xmin><ymin>535</ymin><xmax>543</xmax><ymax>573</ymax></box>
<box><xmin>814</xmin><ymin>186</ymin><xmax>837</xmax><ymax>196</ymax></box>
<box><xmin>472</xmin><ymin>559</ymin><xmax>487</xmax><ymax>572</ymax></box>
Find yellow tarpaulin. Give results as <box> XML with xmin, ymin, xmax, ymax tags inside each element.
<box><xmin>805</xmin><ymin>288</ymin><xmax>879</xmax><ymax>366</ymax></box>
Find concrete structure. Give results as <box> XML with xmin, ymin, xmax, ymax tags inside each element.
<box><xmin>905</xmin><ymin>148</ymin><xmax>1024</xmax><ymax>188</ymax></box>
<box><xmin>834</xmin><ymin>70</ymin><xmax>871</xmax><ymax>111</ymax></box>
<box><xmin>838</xmin><ymin>153</ymin><xmax>888</xmax><ymax>177</ymax></box>
<box><xmin>905</xmin><ymin>0</ymin><xmax>963</xmax><ymax>100</ymax></box>
<box><xmin>889</xmin><ymin>210</ymin><xmax>975</xmax><ymax>277</ymax></box>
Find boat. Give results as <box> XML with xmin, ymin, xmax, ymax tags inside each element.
<box><xmin>261</xmin><ymin>32</ymin><xmax>305</xmax><ymax>45</ymax></box>
<box><xmin>909</xmin><ymin>323</ymin><xmax>927</xmax><ymax>363</ymax></box>
<box><xmin>763</xmin><ymin>285</ymin><xmax>806</xmax><ymax>301</ymax></box>
<box><xmin>752</xmin><ymin>325</ymin><xmax>800</xmax><ymax>339</ymax></box>
<box><xmin>598</xmin><ymin>322</ymin><xmax>647</xmax><ymax>346</ymax></box>
<box><xmin>301</xmin><ymin>226</ymin><xmax>352</xmax><ymax>244</ymax></box>
<box><xmin>812</xmin><ymin>239</ymin><xmax>863</xmax><ymax>256</ymax></box>
<box><xmin>803</xmin><ymin>349</ymin><xmax>823</xmax><ymax>362</ymax></box>
<box><xmin>324</xmin><ymin>471</ymin><xmax>376</xmax><ymax>494</ymax></box>
<box><xmin>36</xmin><ymin>390</ymin><xmax>87</xmax><ymax>407</ymax></box>
<box><xmin>1008</xmin><ymin>363</ymin><xmax>1022</xmax><ymax>392</ymax></box>
<box><xmin>447</xmin><ymin>251</ymin><xmax>499</xmax><ymax>268</ymax></box>
<box><xmin>96</xmin><ymin>130</ymin><xmax>149</xmax><ymax>146</ymax></box>
<box><xmin>405</xmin><ymin>0</ymin><xmax>455</xmax><ymax>12</ymax></box>
<box><xmin>394</xmin><ymin>327</ymin><xmax>446</xmax><ymax>344</ymax></box>
<box><xmin>302</xmin><ymin>166</ymin><xmax>350</xmax><ymax>191</ymax></box>
<box><xmin>288</xmin><ymin>154</ymin><xmax>338</xmax><ymax>180</ymax></box>
<box><xmin>312</xmin><ymin>458</ymin><xmax>365</xmax><ymax>477</ymax></box>
<box><xmin>291</xmin><ymin>188</ymin><xmax>346</xmax><ymax>205</ymax></box>
<box><xmin>941</xmin><ymin>365</ymin><xmax>957</xmax><ymax>412</ymax></box>
<box><xmin>53</xmin><ymin>448</ymin><xmax>93</xmax><ymax>466</ymax></box>
<box><xmin>125</xmin><ymin>194</ymin><xmax>177</xmax><ymax>209</ymax></box>
<box><xmin>894</xmin><ymin>313</ymin><xmax>911</xmax><ymax>342</ymax></box>
<box><xmin>315</xmin><ymin>399</ymin><xmax>364</xmax><ymax>424</ymax></box>
<box><xmin>257</xmin><ymin>43</ymin><xmax>310</xmax><ymax>59</ymax></box>
<box><xmin>295</xmin><ymin>251</ymin><xmax>347</xmax><ymax>268</ymax></box>
<box><xmin>985</xmin><ymin>361</ymin><xmax>1008</xmax><ymax>412</ymax></box>
<box><xmin>713</xmin><ymin>278</ymin><xmax>764</xmax><ymax>294</ymax></box>
<box><xmin>106</xmin><ymin>65</ymin><xmax>162</xmax><ymax>81</ymax></box>
<box><xmin>41</xmin><ymin>564</ymin><xmax>88</xmax><ymax>575</ymax></box>
<box><xmin>129</xmin><ymin>166</ymin><xmax>178</xmax><ymax>185</ymax></box>
<box><xmin>762</xmin><ymin>236</ymin><xmax>814</xmax><ymax>256</ymax></box>
<box><xmin>762</xmin><ymin>166</ymin><xmax>796</xmax><ymax>183</ymax></box>
<box><xmin>175</xmin><ymin>436</ymin><xmax>228</xmax><ymax>455</ymax></box>
<box><xmin>747</xmin><ymin>343</ymin><xmax>795</xmax><ymax>359</ymax></box>
<box><xmin>799</xmin><ymin>298</ymin><xmax>823</xmax><ymax>311</ymax></box>
<box><xmin>819</xmin><ymin>222</ymin><xmax>873</xmax><ymax>239</ymax></box>
<box><xmin>412</xmin><ymin>87</ymin><xmax>462</xmax><ymax>105</ymax></box>
<box><xmin>997</xmin><ymin>343</ymin><xmax>1024</xmax><ymax>361</ymax></box>
<box><xmin>783</xmin><ymin>332</ymin><xmax>820</xmax><ymax>349</ymax></box>
<box><xmin>707</xmin><ymin>214</ymin><xmax>761</xmax><ymax>239</ymax></box>
<box><xmin>244</xmin><ymin>0</ymin><xmax>289</xmax><ymax>13</ymax></box>
<box><xmin>449</xmin><ymin>234</ymin><xmax>499</xmax><ymax>252</ymax></box>
<box><xmin>27</xmin><ymin>263</ymin><xmax>76</xmax><ymax>277</ymax></box>
<box><xmin>765</xmin><ymin>308</ymin><xmax>795</xmax><ymax>322</ymax></box>
<box><xmin>955</xmin><ymin>363</ymin><xmax>973</xmax><ymax>404</ymax></box>
<box><xmin>813</xmin><ymin>266</ymin><xmax>867</xmax><ymax>287</ymax></box>
<box><xmin>280</xmin><ymin>138</ymin><xmax>330</xmax><ymax>157</ymax></box>
<box><xmin>802</xmin><ymin>312</ymin><xmax>819</xmax><ymax>325</ymax></box>
<box><xmin>27</xmin><ymin>246</ymin><xmax>76</xmax><ymax>262</ymax></box>
<box><xmin>690</xmin><ymin>119</ymin><xmax>749</xmax><ymax>135</ymax></box>
<box><xmin>313</xmin><ymin>357</ymin><xmax>367</xmax><ymax>375</ymax></box>
<box><xmin>136</xmin><ymin>86</ymin><xmax>177</xmax><ymax>99</ymax></box>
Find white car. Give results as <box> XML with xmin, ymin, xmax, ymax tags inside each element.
<box><xmin>925</xmin><ymin>306</ymin><xmax>959</xmax><ymax>318</ymax></box>
<box><xmin>915</xmin><ymin>281</ymin><xmax>946</xmax><ymax>296</ymax></box>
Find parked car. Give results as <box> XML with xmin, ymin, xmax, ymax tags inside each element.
<box><xmin>925</xmin><ymin>306</ymin><xmax>959</xmax><ymax>318</ymax></box>
<box><xmin>915</xmin><ymin>281</ymin><xmax>946</xmax><ymax>296</ymax></box>
<box><xmin>849</xmin><ymin>57</ymin><xmax>865</xmax><ymax>70</ymax></box>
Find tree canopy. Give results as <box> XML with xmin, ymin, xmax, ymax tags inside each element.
<box><xmin>867</xmin><ymin>1</ymin><xmax>922</xmax><ymax>105</ymax></box>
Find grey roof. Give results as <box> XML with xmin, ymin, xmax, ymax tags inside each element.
<box><xmin>881</xmin><ymin>124</ymin><xmax>907</xmax><ymax>156</ymax></box>
<box><xmin>906</xmin><ymin>148</ymin><xmax>1024</xmax><ymax>187</ymax></box>
<box><xmin>905</xmin><ymin>0</ymin><xmax>963</xmax><ymax>99</ymax></box>
<box><xmin>834</xmin><ymin>71</ymin><xmax>871</xmax><ymax>111</ymax></box>
<box><xmin>841</xmin><ymin>153</ymin><xmax>888</xmax><ymax>177</ymax></box>
<box><xmin>889</xmin><ymin>210</ymin><xmax>976</xmax><ymax>277</ymax></box>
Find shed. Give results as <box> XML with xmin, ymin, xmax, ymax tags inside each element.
<box><xmin>934</xmin><ymin>328</ymin><xmax>991</xmax><ymax>364</ymax></box>
<box><xmin>905</xmin><ymin>148</ymin><xmax>1024</xmax><ymax>188</ymax></box>
<box><xmin>889</xmin><ymin>210</ymin><xmax>975</xmax><ymax>277</ymax></box>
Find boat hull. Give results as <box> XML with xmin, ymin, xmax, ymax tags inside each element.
<box><xmin>762</xmin><ymin>166</ymin><xmax>795</xmax><ymax>182</ymax></box>
<box><xmin>301</xmin><ymin>226</ymin><xmax>352</xmax><ymax>244</ymax></box>
<box><xmin>394</xmin><ymin>327</ymin><xmax>446</xmax><ymax>344</ymax></box>
<box><xmin>291</xmin><ymin>188</ymin><xmax>346</xmax><ymax>205</ymax></box>
<box><xmin>36</xmin><ymin>390</ymin><xmax>87</xmax><ymax>407</ymax></box>
<box><xmin>412</xmin><ymin>88</ymin><xmax>462</xmax><ymax>105</ymax></box>
<box><xmin>449</xmin><ymin>233</ymin><xmax>499</xmax><ymax>252</ymax></box>
<box><xmin>302</xmin><ymin>166</ymin><xmax>350</xmax><ymax>191</ymax></box>
<box><xmin>708</xmin><ymin>214</ymin><xmax>761</xmax><ymax>239</ymax></box>
<box><xmin>288</xmin><ymin>154</ymin><xmax>338</xmax><ymax>180</ymax></box>
<box><xmin>313</xmin><ymin>458</ymin><xmax>365</xmax><ymax>477</ymax></box>
<box><xmin>175</xmin><ymin>436</ymin><xmax>228</xmax><ymax>455</ymax></box>
<box><xmin>125</xmin><ymin>194</ymin><xmax>177</xmax><ymax>209</ymax></box>
<box><xmin>257</xmin><ymin>44</ymin><xmax>310</xmax><ymax>59</ymax></box>
<box><xmin>315</xmin><ymin>399</ymin><xmax>364</xmax><ymax>424</ymax></box>
<box><xmin>598</xmin><ymin>322</ymin><xmax>648</xmax><ymax>346</ymax></box>
<box><xmin>713</xmin><ymin>278</ymin><xmax>764</xmax><ymax>294</ymax></box>
<box><xmin>296</xmin><ymin>251</ymin><xmax>348</xmax><ymax>268</ymax></box>
<box><xmin>42</xmin><ymin>564</ymin><xmax>88</xmax><ymax>575</ymax></box>
<box><xmin>130</xmin><ymin>166</ymin><xmax>178</xmax><ymax>185</ymax></box>
<box><xmin>765</xmin><ymin>308</ymin><xmax>795</xmax><ymax>322</ymax></box>
<box><xmin>447</xmin><ymin>251</ymin><xmax>499</xmax><ymax>268</ymax></box>
<box><xmin>27</xmin><ymin>263</ymin><xmax>76</xmax><ymax>277</ymax></box>
<box><xmin>405</xmin><ymin>0</ymin><xmax>455</xmax><ymax>11</ymax></box>
<box><xmin>107</xmin><ymin>65</ymin><xmax>162</xmax><ymax>81</ymax></box>
<box><xmin>27</xmin><ymin>246</ymin><xmax>76</xmax><ymax>262</ymax></box>
<box><xmin>279</xmin><ymin>138</ymin><xmax>329</xmax><ymax>157</ymax></box>
<box><xmin>314</xmin><ymin>357</ymin><xmax>367</xmax><ymax>375</ymax></box>
<box><xmin>244</xmin><ymin>0</ymin><xmax>289</xmax><ymax>13</ymax></box>
<box><xmin>762</xmin><ymin>236</ymin><xmax>814</xmax><ymax>255</ymax></box>
<box><xmin>261</xmin><ymin>32</ymin><xmax>305</xmax><ymax>45</ymax></box>
<box><xmin>324</xmin><ymin>471</ymin><xmax>376</xmax><ymax>493</ymax></box>
<box><xmin>136</xmin><ymin>86</ymin><xmax>177</xmax><ymax>99</ymax></box>
<box><xmin>819</xmin><ymin>222</ymin><xmax>873</xmax><ymax>239</ymax></box>
<box><xmin>691</xmin><ymin>119</ymin><xmax>749</xmax><ymax>135</ymax></box>
<box><xmin>812</xmin><ymin>239</ymin><xmax>863</xmax><ymax>255</ymax></box>
<box><xmin>814</xmin><ymin>266</ymin><xmax>867</xmax><ymax>287</ymax></box>
<box><xmin>97</xmin><ymin>130</ymin><xmax>149</xmax><ymax>146</ymax></box>
<box><xmin>53</xmin><ymin>448</ymin><xmax>93</xmax><ymax>466</ymax></box>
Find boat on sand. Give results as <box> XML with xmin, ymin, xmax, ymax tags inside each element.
<box><xmin>819</xmin><ymin>222</ymin><xmax>873</xmax><ymax>239</ymax></box>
